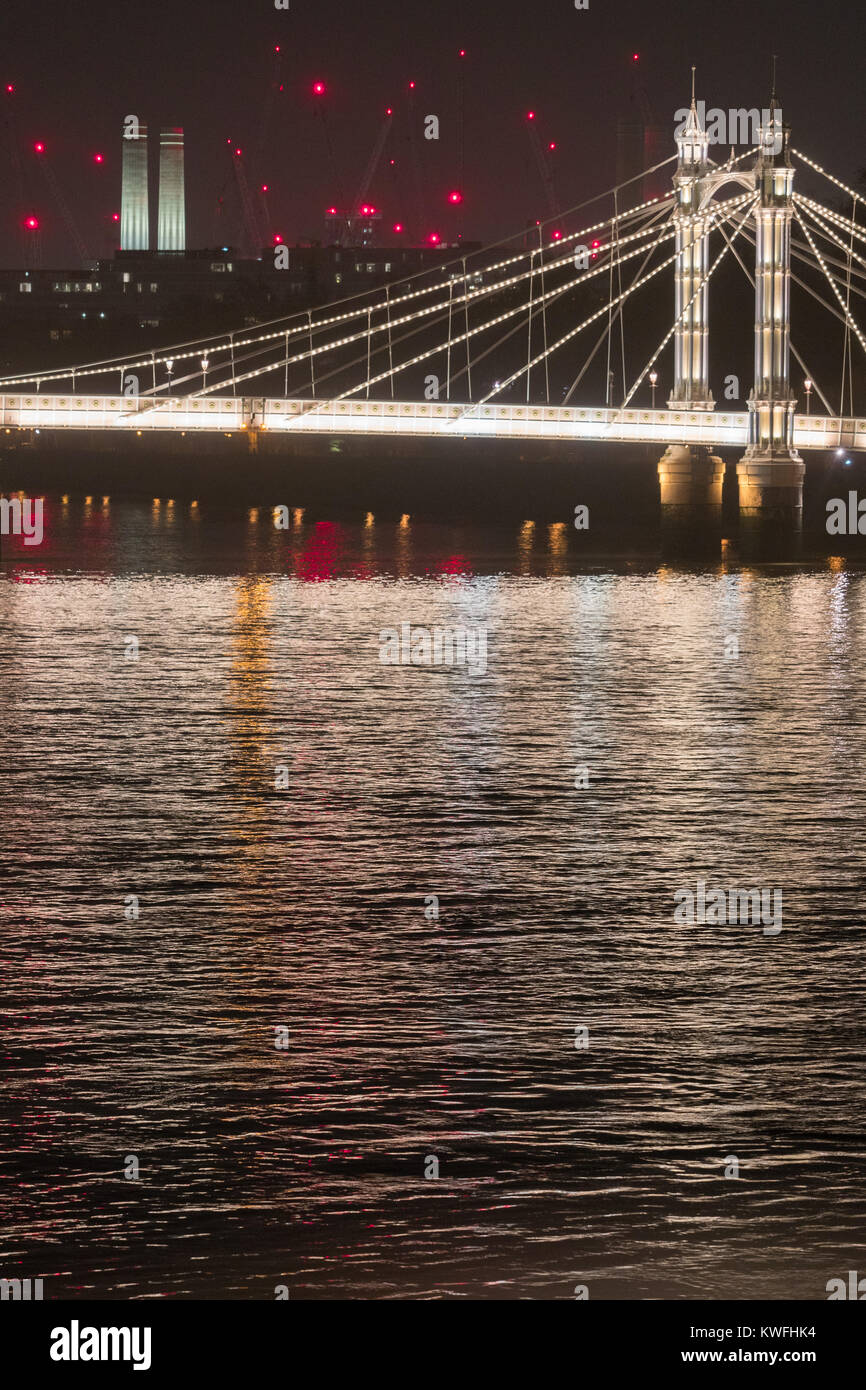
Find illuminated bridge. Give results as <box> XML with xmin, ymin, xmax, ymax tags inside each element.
<box><xmin>3</xmin><ymin>89</ymin><xmax>866</xmax><ymax>530</ymax></box>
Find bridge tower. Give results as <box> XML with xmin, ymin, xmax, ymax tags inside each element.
<box><xmin>658</xmin><ymin>86</ymin><xmax>725</xmax><ymax>540</ymax></box>
<box><xmin>737</xmin><ymin>101</ymin><xmax>804</xmax><ymax>537</ymax></box>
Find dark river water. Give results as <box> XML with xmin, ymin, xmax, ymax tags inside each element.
<box><xmin>2</xmin><ymin>496</ymin><xmax>865</xmax><ymax>1300</ymax></box>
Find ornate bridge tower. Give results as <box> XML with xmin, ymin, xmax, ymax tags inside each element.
<box><xmin>669</xmin><ymin>99</ymin><xmax>713</xmax><ymax>410</ymax></box>
<box><xmin>657</xmin><ymin>89</ymin><xmax>725</xmax><ymax>539</ymax></box>
<box><xmin>736</xmin><ymin>102</ymin><xmax>804</xmax><ymax>535</ymax></box>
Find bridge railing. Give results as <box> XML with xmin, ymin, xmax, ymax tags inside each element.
<box><xmin>1</xmin><ymin>393</ymin><xmax>864</xmax><ymax>451</ymax></box>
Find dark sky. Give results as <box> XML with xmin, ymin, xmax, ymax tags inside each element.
<box><xmin>2</xmin><ymin>0</ymin><xmax>864</xmax><ymax>266</ymax></box>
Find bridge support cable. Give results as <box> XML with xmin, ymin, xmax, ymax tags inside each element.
<box><xmin>791</xmin><ymin>149</ymin><xmax>865</xmax><ymax>211</ymax></box>
<box><xmin>447</xmin><ymin>279</ymin><xmax>454</xmax><ymax>401</ymax></box>
<box><xmin>450</xmin><ymin>239</ymin><xmax>686</xmax><ymax>415</ymax></box>
<box><xmin>463</xmin><ymin>259</ymin><xmax>473</xmax><ymax>399</ymax></box>
<box><xmin>562</xmin><ymin>201</ymin><xmax>675</xmax><ymax>405</ymax></box>
<box><xmin>716</xmin><ymin>216</ymin><xmax>836</xmax><ymax>419</ymax></box>
<box><xmin>790</xmin><ymin>230</ymin><xmax>866</xmax><ymax>302</ymax></box>
<box><xmin>793</xmin><ymin>210</ymin><xmax>866</xmax><ymax>365</ymax></box>
<box><xmin>793</xmin><ymin>193</ymin><xmax>866</xmax><ymax>260</ymax></box>
<box><xmin>423</xmin><ymin>211</ymin><xmax>667</xmax><ymax>404</ymax></box>
<box><xmin>331</xmin><ymin>224</ymin><xmax>680</xmax><ymax>407</ymax></box>
<box><xmin>143</xmin><ymin>213</ymin><xmax>675</xmax><ymax>400</ymax></box>
<box><xmin>615</xmin><ymin>197</ymin><xmax>757</xmax><ymax>418</ymax></box>
<box><xmin>793</xmin><ymin>197</ymin><xmax>866</xmax><ymax>283</ymax></box>
<box><xmin>386</xmin><ymin>286</ymin><xmax>395</xmax><ymax>399</ymax></box>
<box><xmin>539</xmin><ymin>233</ymin><xmax>550</xmax><ymax>403</ymax></box>
<box><xmin>186</xmin><ymin>213</ymin><xmax>679</xmax><ymax>403</ymax></box>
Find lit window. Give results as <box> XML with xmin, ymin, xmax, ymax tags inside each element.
<box><xmin>211</xmin><ymin>262</ymin><xmax>226</xmax><ymax>273</ymax></box>
<box><xmin>19</xmin><ymin>282</ymin><xmax>31</xmax><ymax>293</ymax></box>
<box><xmin>335</xmin><ymin>274</ymin><xmax>342</xmax><ymax>284</ymax></box>
<box><xmin>149</xmin><ymin>283</ymin><xmax>158</xmax><ymax>292</ymax></box>
<box><xmin>122</xmin><ymin>272</ymin><xmax>131</xmax><ymax>284</ymax></box>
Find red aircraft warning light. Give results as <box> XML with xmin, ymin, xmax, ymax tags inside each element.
<box><xmin>5</xmin><ymin>84</ymin><xmax>14</xmax><ymax>94</ymax></box>
<box><xmin>24</xmin><ymin>216</ymin><xmax>39</xmax><ymax>230</ymax></box>
<box><xmin>93</xmin><ymin>153</ymin><xmax>104</xmax><ymax>164</ymax></box>
<box><xmin>548</xmin><ymin>141</ymin><xmax>557</xmax><ymax>151</ymax></box>
<box><xmin>527</xmin><ymin>111</ymin><xmax>536</xmax><ymax>121</ymax></box>
<box><xmin>312</xmin><ymin>81</ymin><xmax>326</xmax><ymax>95</ymax></box>
<box><xmin>393</xmin><ymin>223</ymin><xmax>404</xmax><ymax>234</ymax></box>
<box><xmin>428</xmin><ymin>232</ymin><xmax>441</xmax><ymax>245</ymax></box>
<box><xmin>273</xmin><ymin>233</ymin><xmax>284</xmax><ymax>244</ymax></box>
<box><xmin>34</xmin><ymin>141</ymin><xmax>44</xmax><ymax>153</ymax></box>
<box><xmin>551</xmin><ymin>229</ymin><xmax>563</xmax><ymax>241</ymax></box>
<box><xmin>448</xmin><ymin>190</ymin><xmax>463</xmax><ymax>204</ymax></box>
<box><xmin>112</xmin><ymin>212</ymin><xmax>120</xmax><ymax>222</ymax></box>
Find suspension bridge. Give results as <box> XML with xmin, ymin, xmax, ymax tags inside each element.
<box><xmin>2</xmin><ymin>88</ymin><xmax>866</xmax><ymax>531</ymax></box>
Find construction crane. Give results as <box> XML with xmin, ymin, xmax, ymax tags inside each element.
<box><xmin>325</xmin><ymin>105</ymin><xmax>393</xmax><ymax>246</ymax></box>
<box><xmin>346</xmin><ymin>106</ymin><xmax>392</xmax><ymax>243</ymax></box>
<box><xmin>525</xmin><ymin>111</ymin><xmax>560</xmax><ymax>226</ymax></box>
<box><xmin>33</xmin><ymin>142</ymin><xmax>92</xmax><ymax>265</ymax></box>
<box><xmin>228</xmin><ymin>141</ymin><xmax>268</xmax><ymax>256</ymax></box>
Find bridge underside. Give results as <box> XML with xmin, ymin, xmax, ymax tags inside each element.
<box><xmin>0</xmin><ymin>395</ymin><xmax>862</xmax><ymax>452</ymax></box>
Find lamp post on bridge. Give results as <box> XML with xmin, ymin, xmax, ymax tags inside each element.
<box><xmin>649</xmin><ymin>370</ymin><xmax>658</xmax><ymax>410</ymax></box>
<box><xmin>201</xmin><ymin>356</ymin><xmax>209</xmax><ymax>394</ymax></box>
<box><xmin>166</xmin><ymin>358</ymin><xmax>174</xmax><ymax>395</ymax></box>
<box><xmin>804</xmin><ymin>378</ymin><xmax>812</xmax><ymax>415</ymax></box>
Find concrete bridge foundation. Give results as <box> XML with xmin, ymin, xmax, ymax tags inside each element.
<box><xmin>657</xmin><ymin>443</ymin><xmax>725</xmax><ymax>539</ymax></box>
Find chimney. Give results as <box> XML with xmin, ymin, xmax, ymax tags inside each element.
<box><xmin>121</xmin><ymin>120</ymin><xmax>149</xmax><ymax>251</ymax></box>
<box><xmin>157</xmin><ymin>128</ymin><xmax>186</xmax><ymax>252</ymax></box>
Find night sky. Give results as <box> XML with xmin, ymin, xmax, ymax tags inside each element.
<box><xmin>2</xmin><ymin>0</ymin><xmax>865</xmax><ymax>267</ymax></box>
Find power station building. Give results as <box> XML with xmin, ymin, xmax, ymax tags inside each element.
<box><xmin>121</xmin><ymin>121</ymin><xmax>186</xmax><ymax>254</ymax></box>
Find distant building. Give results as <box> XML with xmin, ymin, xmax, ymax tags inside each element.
<box><xmin>0</xmin><ymin>243</ymin><xmax>485</xmax><ymax>368</ymax></box>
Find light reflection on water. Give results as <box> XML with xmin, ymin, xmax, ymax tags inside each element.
<box><xmin>1</xmin><ymin>498</ymin><xmax>865</xmax><ymax>1299</ymax></box>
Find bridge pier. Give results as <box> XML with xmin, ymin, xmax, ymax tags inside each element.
<box><xmin>657</xmin><ymin>443</ymin><xmax>725</xmax><ymax>542</ymax></box>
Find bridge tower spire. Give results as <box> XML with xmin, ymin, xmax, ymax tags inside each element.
<box><xmin>669</xmin><ymin>76</ymin><xmax>713</xmax><ymax>410</ymax></box>
<box><xmin>657</xmin><ymin>77</ymin><xmax>724</xmax><ymax>547</ymax></box>
<box><xmin>737</xmin><ymin>98</ymin><xmax>805</xmax><ymax>536</ymax></box>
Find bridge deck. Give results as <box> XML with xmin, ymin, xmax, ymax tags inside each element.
<box><xmin>1</xmin><ymin>395</ymin><xmax>862</xmax><ymax>451</ymax></box>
